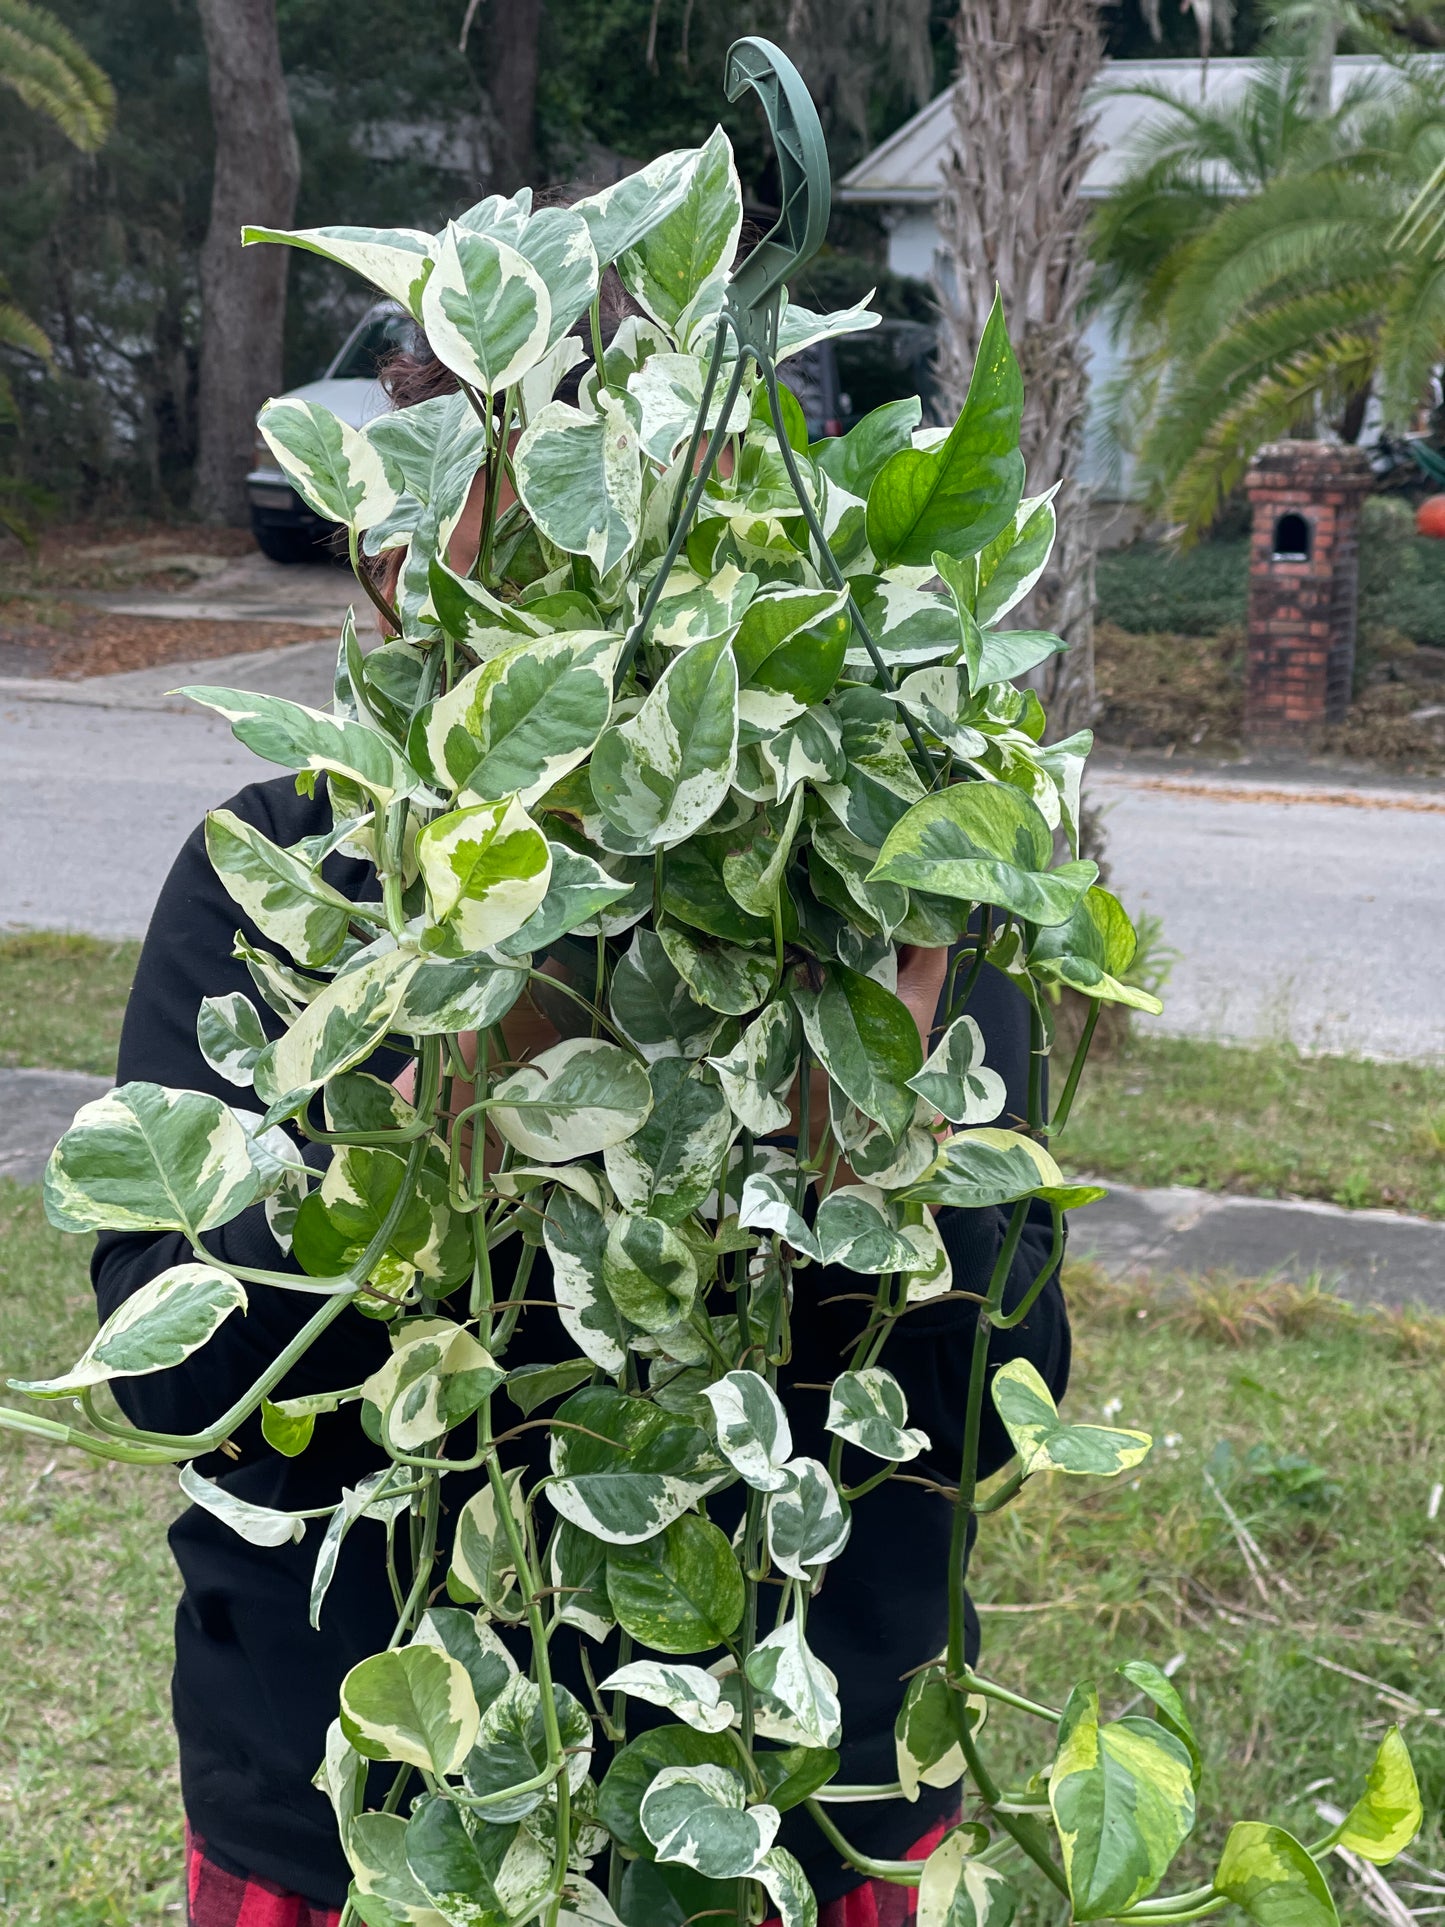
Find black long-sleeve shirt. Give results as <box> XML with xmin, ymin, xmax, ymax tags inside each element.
<box><xmin>93</xmin><ymin>774</ymin><xmax>1069</xmax><ymax>1909</ymax></box>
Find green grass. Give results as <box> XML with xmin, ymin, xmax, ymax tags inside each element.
<box><xmin>1066</xmin><ymin>1034</ymin><xmax>1445</xmax><ymax>1218</ymax></box>
<box><xmin>0</xmin><ymin>932</ymin><xmax>139</xmax><ymax>1075</ymax></box>
<box><xmin>1</xmin><ymin>1173</ymin><xmax>1440</xmax><ymax>1924</ymax></box>
<box><xmin>0</xmin><ymin>1181</ymin><xmax>181</xmax><ymax>1925</ymax></box>
<box><xmin>975</xmin><ymin>1264</ymin><xmax>1445</xmax><ymax>1927</ymax></box>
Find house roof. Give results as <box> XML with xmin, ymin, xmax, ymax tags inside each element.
<box><xmin>837</xmin><ymin>53</ymin><xmax>1445</xmax><ymax>204</ymax></box>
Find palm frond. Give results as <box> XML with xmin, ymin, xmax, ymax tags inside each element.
<box><xmin>0</xmin><ymin>297</ymin><xmax>53</xmax><ymax>362</ymax></box>
<box><xmin>0</xmin><ymin>0</ymin><xmax>113</xmax><ymax>150</ymax></box>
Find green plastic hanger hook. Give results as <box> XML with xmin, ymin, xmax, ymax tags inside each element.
<box><xmin>724</xmin><ymin>36</ymin><xmax>831</xmax><ymax>333</ymax></box>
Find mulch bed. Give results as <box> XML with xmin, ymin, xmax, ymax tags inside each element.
<box><xmin>0</xmin><ymin>600</ymin><xmax>311</xmax><ymax>681</ymax></box>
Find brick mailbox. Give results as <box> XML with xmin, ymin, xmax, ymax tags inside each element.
<box><xmin>1243</xmin><ymin>440</ymin><xmax>1373</xmax><ymax>742</ymax></box>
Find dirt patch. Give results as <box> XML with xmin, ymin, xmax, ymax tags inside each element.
<box><xmin>1094</xmin><ymin>621</ymin><xmax>1445</xmax><ymax>776</ymax></box>
<box><xmin>0</xmin><ymin>519</ymin><xmax>257</xmax><ymax>598</ymax></box>
<box><xmin>0</xmin><ymin>597</ymin><xmax>306</xmax><ymax>680</ymax></box>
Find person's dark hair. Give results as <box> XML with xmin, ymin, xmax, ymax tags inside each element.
<box><xmin>379</xmin><ymin>186</ymin><xmax>644</xmax><ymax>413</ymax></box>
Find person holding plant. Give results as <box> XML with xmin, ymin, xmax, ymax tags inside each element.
<box><xmin>87</xmin><ymin>191</ymin><xmax>1070</xmax><ymax>1927</ymax></box>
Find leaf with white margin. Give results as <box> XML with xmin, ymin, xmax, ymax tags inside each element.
<box><xmin>496</xmin><ymin>843</ymin><xmax>632</xmax><ymax>959</ymax></box>
<box><xmin>11</xmin><ymin>1263</ymin><xmax>247</xmax><ymax>1398</ymax></box>
<box><xmin>346</xmin><ymin>1811</ymin><xmax>449</xmax><ymax>1926</ymax></box>
<box><xmin>766</xmin><ymin>1456</ymin><xmax>850</xmax><ymax>1581</ymax></box>
<box><xmin>628</xmin><ymin>350</ymin><xmax>751</xmax><ymax>464</ymax></box>
<box><xmin>574</xmin><ymin>146</ymin><xmax>703</xmax><ymax>267</ymax></box>
<box><xmin>1035</xmin><ymin>728</ymin><xmax>1092</xmax><ymax>856</ymax></box>
<box><xmin>513</xmin><ymin>204</ymin><xmax>599</xmax><ymax>350</ymax></box>
<box><xmin>519</xmin><ymin>332</ymin><xmax>588</xmax><ymax>422</ymax></box>
<box><xmin>870</xmin><ymin>781</ymin><xmax>1096</xmax><ymax>929</ymax></box>
<box><xmin>993</xmin><ymin>1359</ymin><xmax>1151</xmax><ymax>1479</ymax></box>
<box><xmin>547</xmin><ymin>1384</ymin><xmax>725</xmax><ymax>1546</ymax></box>
<box><xmin>702</xmin><ymin>1370</ymin><xmax>793</xmax><ymax>1493</ymax></box>
<box><xmin>314</xmin><ymin>1717</ymin><xmax>367</xmax><ymax>1847</ymax></box>
<box><xmin>448</xmin><ymin>1467</ymin><xmax>528</xmax><ymax>1618</ymax></box>
<box><xmin>791</xmin><ymin>962</ymin><xmax>921</xmax><ymax>1143</ymax></box>
<box><xmin>826</xmin><ymin>1367</ymin><xmax>930</xmax><ymax>1464</ymax></box>
<box><xmin>762</xmin><ymin>706</ymin><xmax>846</xmax><ymax>799</ymax></box>
<box><xmin>918</xmin><ymin>1833</ymin><xmax>1018</xmax><ymax>1927</ymax></box>
<box><xmin>253</xmin><ymin>948</ymin><xmax>417</xmax><ymax>1118</ymax></box>
<box><xmin>737</xmin><ymin>1172</ymin><xmax>821</xmax><ymax>1264</ymax></box>
<box><xmin>1329</xmin><ymin>1727</ymin><xmax>1422</xmax><ymax>1863</ymax></box>
<box><xmin>1028</xmin><ymin>884</ymin><xmax>1164</xmax><ymax>1015</ymax></box>
<box><xmin>649</xmin><ymin>559</ymin><xmax>757</xmax><ymax>651</ymax></box>
<box><xmin>902</xmin><ymin>1214</ymin><xmax>953</xmax><ymax>1304</ymax></box>
<box><xmin>543</xmin><ymin>1185</ymin><xmax>630</xmax><ymax>1375</ymax></box>
<box><xmin>774</xmin><ymin>293</ymin><xmax>882</xmax><ymax>364</ymax></box>
<box><xmin>603</xmin><ymin>1213</ymin><xmax>699</xmax><ymax>1333</ymax></box>
<box><xmin>551</xmin><ymin>1518</ymin><xmax>617</xmax><ymax>1641</ymax></box>
<box><xmin>454</xmin><ymin>184</ymin><xmax>533</xmax><ymax>242</ymax></box>
<box><xmin>44</xmin><ymin>1082</ymin><xmax>262</xmax><ymax>1238</ymax></box>
<box><xmin>908</xmin><ymin>1014</ymin><xmax>1008</xmax><ymax>1125</ymax></box>
<box><xmin>809</xmin><ymin>818</ymin><xmax>908</xmax><ymax>938</ymax></box>
<box><xmin>414</xmin><ymin>632</ymin><xmax>621</xmax><ymax>810</ymax></box>
<box><xmin>204</xmin><ymin>808</ymin><xmax>356</xmax><ymax>967</ymax></box>
<box><xmin>617</xmin><ymin>126</ymin><xmax>742</xmax><ymax>347</ymax></box>
<box><xmin>609</xmin><ymin>925</ymin><xmax>723</xmax><ymax>1063</ymax></box>
<box><xmin>179</xmin><ymin>686</ymin><xmax>426</xmax><ymax>805</ymax></box>
<box><xmin>242</xmin><ymin>222</ymin><xmax>433</xmax><ymax>316</ymax></box>
<box><xmin>197</xmin><ymin>990</ymin><xmax>269</xmax><ymax>1088</ymax></box>
<box><xmin>402</xmin><ymin>1793</ymin><xmax>546</xmax><ymax>1924</ymax></box>
<box><xmin>896</xmin><ymin>1671</ymin><xmax>978</xmax><ymax>1803</ymax></box>
<box><xmin>655</xmin><ymin>919</ymin><xmax>773</xmax><ymax>1018</ymax></box>
<box><xmin>420</xmin><ymin>220</ymin><xmax>550</xmax><ymax>395</ymax></box>
<box><xmin>590</xmin><ymin>632</ymin><xmax>738</xmax><ymax>850</ymax></box>
<box><xmin>756</xmin><ymin>1847</ymin><xmax>819</xmax><ymax>1927</ymax></box>
<box><xmin>490</xmin><ymin>1037</ymin><xmax>653</xmax><ymax>1162</ymax></box>
<box><xmin>362</xmin><ymin>1320</ymin><xmax>503</xmax><ymax>1454</ymax></box>
<box><xmin>1213</xmin><ymin>1824</ymin><xmax>1339</xmax><ymax>1927</ymax></box>
<box><xmin>745</xmin><ymin>1619</ymin><xmax>842</xmax><ymax>1750</ymax></box>
<box><xmin>417</xmin><ymin>797</ymin><xmax>552</xmax><ymax>952</ymax></box>
<box><xmin>309</xmin><ymin>1468</ymin><xmax>411</xmax><ymax>1629</ymax></box>
<box><xmin>257</xmin><ymin>396</ymin><xmax>397</xmax><ymax>531</ymax></box>
<box><xmin>976</xmin><ymin>487</ymin><xmax>1058</xmax><ymax>630</ymax></box>
<box><xmin>708</xmin><ymin>1001</ymin><xmax>799</xmax><ymax>1137</ymax></box>
<box><xmin>640</xmin><ymin>1763</ymin><xmax>779</xmax><ymax>1880</ymax></box>
<box><xmin>890</xmin><ymin>667</ymin><xmax>988</xmax><ymax>761</ymax></box>
<box><xmin>719</xmin><ymin>787</ymin><xmax>805</xmax><ymax>922</ymax></box>
<box><xmin>814</xmin><ymin>1185</ymin><xmax>928</xmax><ymax>1275</ymax></box>
<box><xmin>179</xmin><ymin>1463</ymin><xmax>307</xmax><ymax>1547</ymax></box>
<box><xmin>599</xmin><ymin>1662</ymin><xmax>735</xmax><ymax>1735</ymax></box>
<box><xmin>235</xmin><ymin>932</ymin><xmax>323</xmax><ymax>1022</ymax></box>
<box><xmin>847</xmin><ymin>577</ymin><xmax>959</xmax><ymax>671</ymax></box>
<box><xmin>903</xmin><ymin>1127</ymin><xmax>1106</xmax><ymax>1213</ymax></box>
<box><xmin>362</xmin><ymin>389</ymin><xmax>488</xmax><ymax>553</ymax></box>
<box><xmin>559</xmin><ymin>1877</ymin><xmax>625</xmax><ymax>1927</ymax></box>
<box><xmin>395</xmin><ymin>953</ymin><xmax>527</xmax><ymax>1037</ymax></box>
<box><xmin>603</xmin><ymin>1057</ymin><xmax>732</xmax><ymax>1226</ymax></box>
<box><xmin>1050</xmin><ymin>1681</ymin><xmax>1195</xmax><ymax>1920</ymax></box>
<box><xmin>514</xmin><ymin>393</ymin><xmax>643</xmax><ymax>576</ymax></box>
<box><xmin>340</xmin><ymin>1645</ymin><xmax>480</xmax><ymax>1777</ymax></box>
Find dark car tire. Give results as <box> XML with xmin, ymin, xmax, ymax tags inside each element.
<box><xmin>251</xmin><ymin>518</ymin><xmax>326</xmax><ymax>564</ymax></box>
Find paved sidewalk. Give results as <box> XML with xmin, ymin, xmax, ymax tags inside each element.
<box><xmin>1</xmin><ymin>1069</ymin><xmax>109</xmax><ymax>1184</ymax></box>
<box><xmin>1072</xmin><ymin>1177</ymin><xmax>1445</xmax><ymax>1311</ymax></box>
<box><xmin>73</xmin><ymin>547</ymin><xmax>356</xmax><ymax>629</ymax></box>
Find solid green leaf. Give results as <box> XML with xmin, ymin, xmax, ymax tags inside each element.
<box><xmin>609</xmin><ymin>926</ymin><xmax>722</xmax><ymax>1063</ymax></box>
<box><xmin>865</xmin><ymin>295</ymin><xmax>1024</xmax><ymax>568</ymax></box>
<box><xmin>606</xmin><ymin>1514</ymin><xmax>745</xmax><ymax>1653</ymax></box>
<box><xmin>791</xmin><ymin>962</ymin><xmax>921</xmax><ymax>1142</ymax></box>
<box><xmin>813</xmin><ymin>397</ymin><xmax>922</xmax><ymax>498</ymax></box>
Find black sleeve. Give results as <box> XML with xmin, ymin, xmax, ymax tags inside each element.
<box><xmin>91</xmin><ymin>776</ymin><xmax>399</xmax><ymax>1450</ymax></box>
<box><xmin>787</xmin><ymin>951</ymin><xmax>1071</xmax><ymax>1484</ymax></box>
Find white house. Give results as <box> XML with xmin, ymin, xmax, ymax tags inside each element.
<box><xmin>837</xmin><ymin>55</ymin><xmax>1438</xmax><ymax>495</ymax></box>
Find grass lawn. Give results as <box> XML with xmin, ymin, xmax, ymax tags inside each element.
<box><xmin>1066</xmin><ymin>1034</ymin><xmax>1445</xmax><ymax>1219</ymax></box>
<box><xmin>1</xmin><ymin>1172</ymin><xmax>1441</xmax><ymax>1924</ymax></box>
<box><xmin>0</xmin><ymin>932</ymin><xmax>139</xmax><ymax>1076</ymax></box>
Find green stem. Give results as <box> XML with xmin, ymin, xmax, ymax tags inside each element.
<box><xmin>952</xmin><ymin>1671</ymin><xmax>1060</xmax><ymax>1722</ymax></box>
<box><xmin>347</xmin><ymin>523</ymin><xmax>401</xmax><ymax>633</ymax></box>
<box><xmin>957</xmin><ymin>1717</ymin><xmax>1071</xmax><ymax>1897</ymax></box>
<box><xmin>1026</xmin><ymin>998</ymin><xmax>1045</xmax><ymax>1135</ymax></box>
<box><xmin>803</xmin><ymin>1801</ymin><xmax>923</xmax><ymax>1886</ymax></box>
<box><xmin>945</xmin><ymin>907</ymin><xmax>992</xmax><ymax>1029</ymax></box>
<box><xmin>1049</xmin><ymin>999</ymin><xmax>1101</xmax><ymax>1138</ymax></box>
<box><xmin>992</xmin><ymin>1204</ymin><xmax>1064</xmax><ymax>1331</ymax></box>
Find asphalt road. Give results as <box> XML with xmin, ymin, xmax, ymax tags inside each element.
<box><xmin>2</xmin><ymin>654</ymin><xmax>1443</xmax><ymax>1061</ymax></box>
<box><xmin>1089</xmin><ymin>763</ymin><xmax>1445</xmax><ymax>1061</ymax></box>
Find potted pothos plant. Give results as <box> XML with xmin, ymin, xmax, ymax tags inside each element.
<box><xmin>3</xmin><ymin>38</ymin><xmax>1421</xmax><ymax>1927</ymax></box>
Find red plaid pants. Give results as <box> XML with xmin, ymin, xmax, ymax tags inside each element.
<box><xmin>186</xmin><ymin>1816</ymin><xmax>948</xmax><ymax>1927</ymax></box>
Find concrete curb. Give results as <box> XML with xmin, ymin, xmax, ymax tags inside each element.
<box><xmin>1075</xmin><ymin>1178</ymin><xmax>1445</xmax><ymax>1311</ymax></box>
<box><xmin>0</xmin><ymin>637</ymin><xmax>338</xmax><ymax>715</ymax></box>
<box><xmin>1</xmin><ymin>1068</ymin><xmax>111</xmax><ymax>1184</ymax></box>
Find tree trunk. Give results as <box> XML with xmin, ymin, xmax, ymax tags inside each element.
<box><xmin>934</xmin><ymin>0</ymin><xmax>1103</xmax><ymax>739</ymax></box>
<box><xmin>193</xmin><ymin>0</ymin><xmax>299</xmax><ymax>525</ymax></box>
<box><xmin>484</xmin><ymin>0</ymin><xmax>542</xmax><ymax>191</ymax></box>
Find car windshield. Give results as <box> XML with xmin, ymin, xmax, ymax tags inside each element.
<box><xmin>330</xmin><ymin>310</ymin><xmax>416</xmax><ymax>381</ymax></box>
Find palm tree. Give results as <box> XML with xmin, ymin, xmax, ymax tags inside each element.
<box><xmin>1096</xmin><ymin>62</ymin><xmax>1445</xmax><ymax>537</ymax></box>
<box><xmin>0</xmin><ymin>0</ymin><xmax>114</xmax><ymax>423</ymax></box>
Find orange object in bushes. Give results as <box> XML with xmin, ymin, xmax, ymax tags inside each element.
<box><xmin>1416</xmin><ymin>494</ymin><xmax>1445</xmax><ymax>537</ymax></box>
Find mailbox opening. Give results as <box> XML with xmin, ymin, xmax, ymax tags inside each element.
<box><xmin>1272</xmin><ymin>511</ymin><xmax>1312</xmax><ymax>561</ymax></box>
